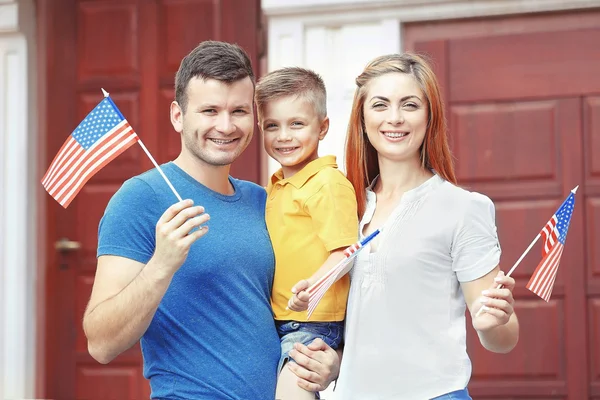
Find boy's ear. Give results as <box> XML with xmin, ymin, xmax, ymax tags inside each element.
<box><xmin>319</xmin><ymin>117</ymin><xmax>330</xmax><ymax>140</ymax></box>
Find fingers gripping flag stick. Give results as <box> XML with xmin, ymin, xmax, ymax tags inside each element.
<box><xmin>305</xmin><ymin>229</ymin><xmax>382</xmax><ymax>319</ymax></box>
<box><xmin>42</xmin><ymin>88</ymin><xmax>182</xmax><ymax>207</ymax></box>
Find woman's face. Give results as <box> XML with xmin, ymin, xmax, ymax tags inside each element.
<box><xmin>362</xmin><ymin>72</ymin><xmax>428</xmax><ymax>164</ymax></box>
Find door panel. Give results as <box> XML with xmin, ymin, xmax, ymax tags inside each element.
<box><xmin>447</xmin><ymin>28</ymin><xmax>600</xmax><ymax>103</ymax></box>
<box><xmin>585</xmin><ymin>95</ymin><xmax>600</xmax><ymax>398</ymax></box>
<box><xmin>40</xmin><ymin>0</ymin><xmax>262</xmax><ymax>398</ymax></box>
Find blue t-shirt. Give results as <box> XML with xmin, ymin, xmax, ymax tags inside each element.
<box><xmin>97</xmin><ymin>162</ymin><xmax>280</xmax><ymax>399</ymax></box>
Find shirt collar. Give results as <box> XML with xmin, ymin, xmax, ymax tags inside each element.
<box><xmin>367</xmin><ymin>173</ymin><xmax>442</xmax><ymax>201</ymax></box>
<box><xmin>268</xmin><ymin>155</ymin><xmax>338</xmax><ymax>190</ymax></box>
<box><xmin>362</xmin><ymin>173</ymin><xmax>444</xmax><ymax>227</ymax></box>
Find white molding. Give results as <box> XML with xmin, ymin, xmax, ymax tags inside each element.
<box><xmin>381</xmin><ymin>18</ymin><xmax>401</xmax><ymax>55</ymax></box>
<box><xmin>0</xmin><ymin>0</ymin><xmax>37</xmax><ymax>398</ymax></box>
<box><xmin>263</xmin><ymin>0</ymin><xmax>452</xmax><ymax>14</ymax></box>
<box><xmin>263</xmin><ymin>0</ymin><xmax>600</xmax><ymax>20</ymax></box>
<box><xmin>0</xmin><ymin>2</ymin><xmax>18</xmax><ymax>32</ymax></box>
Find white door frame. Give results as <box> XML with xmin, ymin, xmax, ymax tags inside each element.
<box><xmin>0</xmin><ymin>0</ymin><xmax>39</xmax><ymax>398</ymax></box>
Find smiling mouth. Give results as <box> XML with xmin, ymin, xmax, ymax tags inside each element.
<box><xmin>209</xmin><ymin>138</ymin><xmax>237</xmax><ymax>145</ymax></box>
<box><xmin>382</xmin><ymin>132</ymin><xmax>409</xmax><ymax>138</ymax></box>
<box><xmin>275</xmin><ymin>147</ymin><xmax>299</xmax><ymax>154</ymax></box>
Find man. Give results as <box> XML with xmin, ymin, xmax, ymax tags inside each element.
<box><xmin>83</xmin><ymin>41</ymin><xmax>339</xmax><ymax>400</ymax></box>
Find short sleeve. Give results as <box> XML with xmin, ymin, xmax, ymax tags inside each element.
<box><xmin>304</xmin><ymin>180</ymin><xmax>359</xmax><ymax>251</ymax></box>
<box><xmin>451</xmin><ymin>192</ymin><xmax>501</xmax><ymax>282</ymax></box>
<box><xmin>97</xmin><ymin>177</ymin><xmax>161</xmax><ymax>264</ymax></box>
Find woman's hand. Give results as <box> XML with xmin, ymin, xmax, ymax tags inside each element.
<box><xmin>471</xmin><ymin>270</ymin><xmax>515</xmax><ymax>332</ymax></box>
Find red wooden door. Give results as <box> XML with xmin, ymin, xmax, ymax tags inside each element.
<box><xmin>405</xmin><ymin>9</ymin><xmax>600</xmax><ymax>400</ymax></box>
<box><xmin>39</xmin><ymin>0</ymin><xmax>262</xmax><ymax>398</ymax></box>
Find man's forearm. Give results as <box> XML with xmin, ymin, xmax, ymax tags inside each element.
<box><xmin>478</xmin><ymin>313</ymin><xmax>519</xmax><ymax>353</ymax></box>
<box><xmin>84</xmin><ymin>260</ymin><xmax>173</xmax><ymax>363</ymax></box>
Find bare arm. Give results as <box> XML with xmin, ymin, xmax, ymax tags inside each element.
<box><xmin>306</xmin><ymin>249</ymin><xmax>348</xmax><ymax>287</ymax></box>
<box><xmin>287</xmin><ymin>249</ymin><xmax>347</xmax><ymax>311</ymax></box>
<box><xmin>83</xmin><ymin>256</ymin><xmax>174</xmax><ymax>363</ymax></box>
<box><xmin>461</xmin><ymin>266</ymin><xmax>520</xmax><ymax>353</ymax></box>
<box><xmin>83</xmin><ymin>200</ymin><xmax>209</xmax><ymax>364</ymax></box>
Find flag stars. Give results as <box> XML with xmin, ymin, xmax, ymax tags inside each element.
<box><xmin>72</xmin><ymin>98</ymin><xmax>124</xmax><ymax>150</ymax></box>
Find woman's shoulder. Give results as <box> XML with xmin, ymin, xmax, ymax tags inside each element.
<box><xmin>436</xmin><ymin>180</ymin><xmax>495</xmax><ymax>214</ymax></box>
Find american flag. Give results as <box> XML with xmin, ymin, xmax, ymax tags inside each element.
<box><xmin>526</xmin><ymin>190</ymin><xmax>576</xmax><ymax>301</ymax></box>
<box><xmin>306</xmin><ymin>228</ymin><xmax>381</xmax><ymax>319</ymax></box>
<box><xmin>42</xmin><ymin>97</ymin><xmax>138</xmax><ymax>208</ymax></box>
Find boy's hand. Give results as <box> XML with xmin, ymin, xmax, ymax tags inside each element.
<box><xmin>287</xmin><ymin>279</ymin><xmax>311</xmax><ymax>311</ymax></box>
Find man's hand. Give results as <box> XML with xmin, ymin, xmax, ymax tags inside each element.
<box><xmin>153</xmin><ymin>199</ymin><xmax>209</xmax><ymax>276</ymax></box>
<box><xmin>287</xmin><ymin>338</ymin><xmax>340</xmax><ymax>392</ymax></box>
<box><xmin>287</xmin><ymin>280</ymin><xmax>311</xmax><ymax>312</ymax></box>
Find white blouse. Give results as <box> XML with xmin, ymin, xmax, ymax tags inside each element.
<box><xmin>334</xmin><ymin>174</ymin><xmax>501</xmax><ymax>399</ymax></box>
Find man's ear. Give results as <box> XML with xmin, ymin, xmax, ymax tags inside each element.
<box><xmin>170</xmin><ymin>101</ymin><xmax>184</xmax><ymax>133</ymax></box>
<box><xmin>319</xmin><ymin>117</ymin><xmax>330</xmax><ymax>140</ymax></box>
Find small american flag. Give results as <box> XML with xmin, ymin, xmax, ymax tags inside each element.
<box><xmin>526</xmin><ymin>190</ymin><xmax>576</xmax><ymax>301</ymax></box>
<box><xmin>306</xmin><ymin>229</ymin><xmax>381</xmax><ymax>319</ymax></box>
<box><xmin>42</xmin><ymin>96</ymin><xmax>138</xmax><ymax>208</ymax></box>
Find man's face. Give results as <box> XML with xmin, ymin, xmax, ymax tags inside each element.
<box><xmin>171</xmin><ymin>76</ymin><xmax>255</xmax><ymax>167</ymax></box>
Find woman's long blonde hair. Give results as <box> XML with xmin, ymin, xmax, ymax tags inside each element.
<box><xmin>345</xmin><ymin>53</ymin><xmax>457</xmax><ymax>218</ymax></box>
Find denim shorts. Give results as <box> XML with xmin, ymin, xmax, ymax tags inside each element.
<box><xmin>431</xmin><ymin>388</ymin><xmax>472</xmax><ymax>400</ymax></box>
<box><xmin>275</xmin><ymin>320</ymin><xmax>344</xmax><ymax>374</ymax></box>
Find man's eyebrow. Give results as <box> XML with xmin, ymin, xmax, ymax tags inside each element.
<box><xmin>233</xmin><ymin>103</ymin><xmax>252</xmax><ymax>109</ymax></box>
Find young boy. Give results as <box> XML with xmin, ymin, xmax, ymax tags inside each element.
<box><xmin>255</xmin><ymin>67</ymin><xmax>359</xmax><ymax>399</ymax></box>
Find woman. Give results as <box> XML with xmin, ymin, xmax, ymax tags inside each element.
<box><xmin>336</xmin><ymin>53</ymin><xmax>520</xmax><ymax>399</ymax></box>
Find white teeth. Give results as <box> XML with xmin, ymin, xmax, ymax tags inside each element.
<box><xmin>211</xmin><ymin>139</ymin><xmax>234</xmax><ymax>144</ymax></box>
<box><xmin>277</xmin><ymin>148</ymin><xmax>297</xmax><ymax>153</ymax></box>
<box><xmin>384</xmin><ymin>132</ymin><xmax>408</xmax><ymax>138</ymax></box>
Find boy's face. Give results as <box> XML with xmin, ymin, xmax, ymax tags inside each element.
<box><xmin>259</xmin><ymin>95</ymin><xmax>328</xmax><ymax>178</ymax></box>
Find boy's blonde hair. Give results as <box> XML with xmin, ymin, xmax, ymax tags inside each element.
<box><xmin>255</xmin><ymin>67</ymin><xmax>327</xmax><ymax>120</ymax></box>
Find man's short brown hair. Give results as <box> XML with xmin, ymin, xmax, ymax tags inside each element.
<box><xmin>175</xmin><ymin>41</ymin><xmax>254</xmax><ymax>113</ymax></box>
<box><xmin>255</xmin><ymin>67</ymin><xmax>327</xmax><ymax>120</ymax></box>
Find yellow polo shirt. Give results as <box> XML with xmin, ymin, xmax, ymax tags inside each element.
<box><xmin>266</xmin><ymin>155</ymin><xmax>358</xmax><ymax>322</ymax></box>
